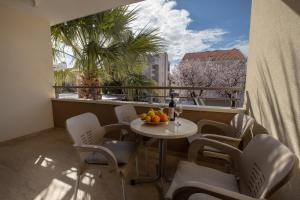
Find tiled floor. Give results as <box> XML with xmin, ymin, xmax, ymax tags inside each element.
<box><xmin>0</xmin><ymin>128</ymin><xmax>186</xmax><ymax>200</ymax></box>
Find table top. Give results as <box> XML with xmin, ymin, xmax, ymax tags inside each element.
<box><xmin>130</xmin><ymin>118</ymin><xmax>198</xmax><ymax>139</ymax></box>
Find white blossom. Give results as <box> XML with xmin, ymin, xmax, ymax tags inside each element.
<box><xmin>171</xmin><ymin>59</ymin><xmax>246</xmax><ymax>98</ymax></box>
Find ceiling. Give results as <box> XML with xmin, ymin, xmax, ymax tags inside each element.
<box><xmin>0</xmin><ymin>0</ymin><xmax>142</xmax><ymax>25</ymax></box>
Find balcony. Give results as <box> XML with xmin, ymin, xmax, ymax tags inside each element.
<box><xmin>0</xmin><ymin>0</ymin><xmax>300</xmax><ymax>200</ymax></box>
<box><xmin>0</xmin><ymin>97</ymin><xmax>243</xmax><ymax>200</ymax></box>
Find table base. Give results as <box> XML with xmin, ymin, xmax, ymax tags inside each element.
<box><xmin>130</xmin><ymin>139</ymin><xmax>168</xmax><ymax>185</ymax></box>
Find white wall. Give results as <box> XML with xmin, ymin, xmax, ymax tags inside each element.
<box><xmin>246</xmin><ymin>0</ymin><xmax>300</xmax><ymax>199</ymax></box>
<box><xmin>0</xmin><ymin>5</ymin><xmax>54</xmax><ymax>141</ymax></box>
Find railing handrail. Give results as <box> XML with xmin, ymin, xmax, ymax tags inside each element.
<box><xmin>53</xmin><ymin>85</ymin><xmax>244</xmax><ymax>91</ymax></box>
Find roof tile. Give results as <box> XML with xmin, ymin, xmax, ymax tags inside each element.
<box><xmin>182</xmin><ymin>49</ymin><xmax>245</xmax><ymax>62</ymax></box>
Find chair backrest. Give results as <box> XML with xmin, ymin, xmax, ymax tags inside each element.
<box><xmin>114</xmin><ymin>105</ymin><xmax>138</xmax><ymax>125</ymax></box>
<box><xmin>230</xmin><ymin>113</ymin><xmax>255</xmax><ymax>138</ymax></box>
<box><xmin>66</xmin><ymin>113</ymin><xmax>105</xmax><ymax>145</ymax></box>
<box><xmin>238</xmin><ymin>134</ymin><xmax>297</xmax><ymax>199</ymax></box>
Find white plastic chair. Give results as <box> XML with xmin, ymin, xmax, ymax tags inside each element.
<box><xmin>66</xmin><ymin>112</ymin><xmax>138</xmax><ymax>200</ymax></box>
<box><xmin>114</xmin><ymin>104</ymin><xmax>139</xmax><ymax>140</ymax></box>
<box><xmin>166</xmin><ymin>134</ymin><xmax>298</xmax><ymax>200</ymax></box>
<box><xmin>114</xmin><ymin>104</ymin><xmax>157</xmax><ymax>175</ymax></box>
<box><xmin>188</xmin><ymin>113</ymin><xmax>255</xmax><ymax>164</ymax></box>
<box><xmin>188</xmin><ymin>113</ymin><xmax>255</xmax><ymax>147</ymax></box>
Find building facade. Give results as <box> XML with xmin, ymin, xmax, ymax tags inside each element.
<box><xmin>143</xmin><ymin>52</ymin><xmax>170</xmax><ymax>87</ymax></box>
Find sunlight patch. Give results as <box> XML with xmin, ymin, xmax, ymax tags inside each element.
<box><xmin>34</xmin><ymin>155</ymin><xmax>55</xmax><ymax>169</ymax></box>
<box><xmin>81</xmin><ymin>172</ymin><xmax>95</xmax><ymax>186</ymax></box>
<box><xmin>34</xmin><ymin>179</ymin><xmax>71</xmax><ymax>200</ymax></box>
<box><xmin>71</xmin><ymin>189</ymin><xmax>92</xmax><ymax>200</ymax></box>
<box><xmin>62</xmin><ymin>168</ymin><xmax>95</xmax><ymax>186</ymax></box>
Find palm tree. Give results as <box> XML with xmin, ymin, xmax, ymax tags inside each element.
<box><xmin>51</xmin><ymin>6</ymin><xmax>163</xmax><ymax>98</ymax></box>
<box><xmin>124</xmin><ymin>72</ymin><xmax>157</xmax><ymax>101</ymax></box>
<box><xmin>54</xmin><ymin>68</ymin><xmax>76</xmax><ymax>86</ymax></box>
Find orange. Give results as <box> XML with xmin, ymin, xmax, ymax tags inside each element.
<box><xmin>151</xmin><ymin>115</ymin><xmax>161</xmax><ymax>123</ymax></box>
<box><xmin>156</xmin><ymin>110</ymin><xmax>164</xmax><ymax>117</ymax></box>
<box><xmin>160</xmin><ymin>114</ymin><xmax>168</xmax><ymax>122</ymax></box>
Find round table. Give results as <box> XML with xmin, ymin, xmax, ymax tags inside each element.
<box><xmin>130</xmin><ymin>118</ymin><xmax>198</xmax><ymax>185</ymax></box>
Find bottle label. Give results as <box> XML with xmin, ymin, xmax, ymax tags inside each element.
<box><xmin>168</xmin><ymin>107</ymin><xmax>175</xmax><ymax>121</ymax></box>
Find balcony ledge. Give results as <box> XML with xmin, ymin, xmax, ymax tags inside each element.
<box><xmin>51</xmin><ymin>98</ymin><xmax>245</xmax><ymax>114</ymax></box>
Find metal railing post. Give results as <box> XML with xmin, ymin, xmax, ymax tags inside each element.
<box><xmin>92</xmin><ymin>88</ymin><xmax>96</xmax><ymax>100</ymax></box>
<box><xmin>54</xmin><ymin>86</ymin><xmax>59</xmax><ymax>98</ymax></box>
<box><xmin>231</xmin><ymin>90</ymin><xmax>237</xmax><ymax>108</ymax></box>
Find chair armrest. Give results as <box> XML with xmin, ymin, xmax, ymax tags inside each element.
<box><xmin>188</xmin><ymin>138</ymin><xmax>242</xmax><ymax>164</ymax></box>
<box><xmin>172</xmin><ymin>181</ymin><xmax>263</xmax><ymax>200</ymax></box>
<box><xmin>103</xmin><ymin>123</ymin><xmax>132</xmax><ymax>135</ymax></box>
<box><xmin>198</xmin><ymin>120</ymin><xmax>236</xmax><ymax>136</ymax></box>
<box><xmin>119</xmin><ymin>116</ymin><xmax>139</xmax><ymax>125</ymax></box>
<box><xmin>202</xmin><ymin>134</ymin><xmax>241</xmax><ymax>148</ymax></box>
<box><xmin>74</xmin><ymin>144</ymin><xmax>118</xmax><ymax>172</ymax></box>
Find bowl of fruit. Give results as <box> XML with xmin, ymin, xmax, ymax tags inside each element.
<box><xmin>140</xmin><ymin>108</ymin><xmax>169</xmax><ymax>125</ymax></box>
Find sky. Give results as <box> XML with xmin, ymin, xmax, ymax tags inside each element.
<box><xmin>129</xmin><ymin>0</ymin><xmax>252</xmax><ymax>65</ymax></box>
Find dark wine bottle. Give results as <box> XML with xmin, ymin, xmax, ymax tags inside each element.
<box><xmin>168</xmin><ymin>93</ymin><xmax>176</xmax><ymax>121</ymax></box>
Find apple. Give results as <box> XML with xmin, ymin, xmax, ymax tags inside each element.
<box><xmin>148</xmin><ymin>110</ymin><xmax>155</xmax><ymax>117</ymax></box>
<box><xmin>144</xmin><ymin>116</ymin><xmax>151</xmax><ymax>122</ymax></box>
<box><xmin>140</xmin><ymin>113</ymin><xmax>147</xmax><ymax>120</ymax></box>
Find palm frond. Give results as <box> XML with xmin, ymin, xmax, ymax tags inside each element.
<box><xmin>51</xmin><ymin>5</ymin><xmax>164</xmax><ymax>86</ymax></box>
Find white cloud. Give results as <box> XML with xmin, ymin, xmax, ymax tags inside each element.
<box><xmin>228</xmin><ymin>40</ymin><xmax>249</xmax><ymax>56</ymax></box>
<box><xmin>129</xmin><ymin>0</ymin><xmax>227</xmax><ymax>64</ymax></box>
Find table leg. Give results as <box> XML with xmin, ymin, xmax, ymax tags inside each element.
<box><xmin>130</xmin><ymin>139</ymin><xmax>167</xmax><ymax>185</ymax></box>
<box><xmin>159</xmin><ymin>138</ymin><xmax>166</xmax><ymax>179</ymax></box>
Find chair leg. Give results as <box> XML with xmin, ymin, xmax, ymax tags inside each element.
<box><xmin>74</xmin><ymin>163</ymin><xmax>88</xmax><ymax>200</ymax></box>
<box><xmin>74</xmin><ymin>166</ymin><xmax>82</xmax><ymax>200</ymax></box>
<box><xmin>121</xmin><ymin>177</ymin><xmax>127</xmax><ymax>200</ymax></box>
<box><xmin>145</xmin><ymin>147</ymin><xmax>149</xmax><ymax>175</ymax></box>
<box><xmin>120</xmin><ymin>129</ymin><xmax>128</xmax><ymax>141</ymax></box>
<box><xmin>120</xmin><ymin>132</ymin><xmax>124</xmax><ymax>141</ymax></box>
<box><xmin>98</xmin><ymin>169</ymin><xmax>102</xmax><ymax>178</ymax></box>
<box><xmin>135</xmin><ymin>156</ymin><xmax>139</xmax><ymax>177</ymax></box>
<box><xmin>74</xmin><ymin>175</ymin><xmax>80</xmax><ymax>200</ymax></box>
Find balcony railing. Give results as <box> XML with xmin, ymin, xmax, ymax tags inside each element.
<box><xmin>53</xmin><ymin>85</ymin><xmax>244</xmax><ymax>108</ymax></box>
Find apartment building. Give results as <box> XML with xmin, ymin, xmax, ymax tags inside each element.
<box><xmin>143</xmin><ymin>52</ymin><xmax>170</xmax><ymax>87</ymax></box>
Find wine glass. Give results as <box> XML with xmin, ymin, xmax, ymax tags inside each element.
<box><xmin>157</xmin><ymin>99</ymin><xmax>166</xmax><ymax>113</ymax></box>
<box><xmin>175</xmin><ymin>101</ymin><xmax>183</xmax><ymax>126</ymax></box>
